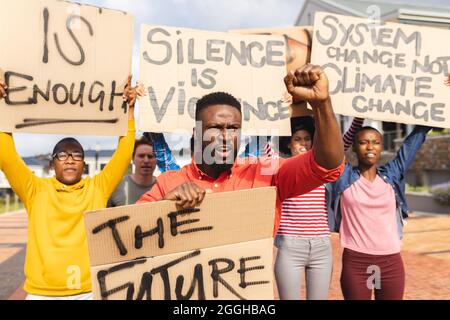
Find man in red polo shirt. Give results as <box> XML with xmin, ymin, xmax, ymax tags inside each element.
<box><xmin>137</xmin><ymin>64</ymin><xmax>345</xmax><ymax>233</ymax></box>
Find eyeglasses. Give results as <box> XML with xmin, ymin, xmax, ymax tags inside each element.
<box><xmin>52</xmin><ymin>151</ymin><xmax>84</xmax><ymax>161</ymax></box>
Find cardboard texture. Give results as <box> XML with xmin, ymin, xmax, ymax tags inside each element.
<box><xmin>231</xmin><ymin>27</ymin><xmax>313</xmax><ymax>73</ymax></box>
<box><xmin>312</xmin><ymin>12</ymin><xmax>450</xmax><ymax>128</ymax></box>
<box><xmin>91</xmin><ymin>238</ymin><xmax>274</xmax><ymax>300</ymax></box>
<box><xmin>85</xmin><ymin>187</ymin><xmax>276</xmax><ymax>266</ymax></box>
<box><xmin>85</xmin><ymin>187</ymin><xmax>277</xmax><ymax>300</ymax></box>
<box><xmin>138</xmin><ymin>25</ymin><xmax>291</xmax><ymax>135</ymax></box>
<box><xmin>232</xmin><ymin>27</ymin><xmax>315</xmax><ymax>118</ymax></box>
<box><xmin>0</xmin><ymin>0</ymin><xmax>134</xmax><ymax>135</ymax></box>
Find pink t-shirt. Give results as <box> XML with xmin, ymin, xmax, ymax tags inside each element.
<box><xmin>340</xmin><ymin>175</ymin><xmax>401</xmax><ymax>255</ymax></box>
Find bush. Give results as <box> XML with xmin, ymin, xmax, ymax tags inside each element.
<box><xmin>428</xmin><ymin>128</ymin><xmax>450</xmax><ymax>137</ymax></box>
<box><xmin>430</xmin><ymin>182</ymin><xmax>450</xmax><ymax>207</ymax></box>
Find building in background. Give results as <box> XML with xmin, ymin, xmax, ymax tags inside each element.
<box><xmin>296</xmin><ymin>0</ymin><xmax>450</xmax><ymax>28</ymax></box>
<box><xmin>296</xmin><ymin>0</ymin><xmax>450</xmax><ymax>151</ymax></box>
<box><xmin>294</xmin><ymin>1</ymin><xmax>449</xmax><ymax>213</ymax></box>
<box><xmin>0</xmin><ymin>145</ymin><xmax>192</xmax><ymax>194</ymax></box>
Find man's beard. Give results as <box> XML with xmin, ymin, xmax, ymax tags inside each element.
<box><xmin>212</xmin><ymin>148</ymin><xmax>237</xmax><ymax>173</ymax></box>
<box><xmin>199</xmin><ymin>138</ymin><xmax>238</xmax><ymax>165</ymax></box>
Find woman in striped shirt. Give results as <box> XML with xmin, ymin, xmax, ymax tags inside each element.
<box><xmin>274</xmin><ymin>116</ymin><xmax>364</xmax><ymax>300</ymax></box>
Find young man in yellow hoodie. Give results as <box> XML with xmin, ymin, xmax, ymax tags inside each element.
<box><xmin>0</xmin><ymin>77</ymin><xmax>142</xmax><ymax>300</ymax></box>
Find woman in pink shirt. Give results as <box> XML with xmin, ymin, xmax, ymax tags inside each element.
<box><xmin>329</xmin><ymin>125</ymin><xmax>432</xmax><ymax>300</ymax></box>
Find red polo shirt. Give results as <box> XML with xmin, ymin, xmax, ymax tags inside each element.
<box><xmin>137</xmin><ymin>150</ymin><xmax>344</xmax><ymax>235</ymax></box>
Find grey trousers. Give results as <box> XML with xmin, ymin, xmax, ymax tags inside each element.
<box><xmin>274</xmin><ymin>235</ymin><xmax>333</xmax><ymax>300</ymax></box>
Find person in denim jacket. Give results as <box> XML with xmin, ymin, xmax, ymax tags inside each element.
<box><xmin>326</xmin><ymin>125</ymin><xmax>432</xmax><ymax>300</ymax></box>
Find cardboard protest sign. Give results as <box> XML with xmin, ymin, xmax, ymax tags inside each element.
<box><xmin>90</xmin><ymin>238</ymin><xmax>274</xmax><ymax>300</ymax></box>
<box><xmin>0</xmin><ymin>0</ymin><xmax>134</xmax><ymax>135</ymax></box>
<box><xmin>84</xmin><ymin>187</ymin><xmax>276</xmax><ymax>300</ymax></box>
<box><xmin>138</xmin><ymin>25</ymin><xmax>291</xmax><ymax>135</ymax></box>
<box><xmin>231</xmin><ymin>27</ymin><xmax>313</xmax><ymax>73</ymax></box>
<box><xmin>312</xmin><ymin>12</ymin><xmax>450</xmax><ymax>128</ymax></box>
<box><xmin>231</xmin><ymin>27</ymin><xmax>314</xmax><ymax>118</ymax></box>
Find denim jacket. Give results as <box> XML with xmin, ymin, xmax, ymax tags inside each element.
<box><xmin>326</xmin><ymin>126</ymin><xmax>432</xmax><ymax>238</ymax></box>
<box><xmin>144</xmin><ymin>132</ymin><xmax>181</xmax><ymax>173</ymax></box>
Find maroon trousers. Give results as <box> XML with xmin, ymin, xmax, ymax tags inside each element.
<box><xmin>340</xmin><ymin>248</ymin><xmax>405</xmax><ymax>300</ymax></box>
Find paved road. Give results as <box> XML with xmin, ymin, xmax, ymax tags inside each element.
<box><xmin>0</xmin><ymin>210</ymin><xmax>27</xmax><ymax>300</ymax></box>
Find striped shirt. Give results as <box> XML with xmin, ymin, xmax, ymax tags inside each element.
<box><xmin>278</xmin><ymin>185</ymin><xmax>329</xmax><ymax>236</ymax></box>
<box><xmin>276</xmin><ymin>117</ymin><xmax>364</xmax><ymax>237</ymax></box>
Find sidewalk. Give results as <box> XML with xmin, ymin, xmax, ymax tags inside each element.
<box><xmin>312</xmin><ymin>212</ymin><xmax>450</xmax><ymax>300</ymax></box>
<box><xmin>1</xmin><ymin>210</ymin><xmax>450</xmax><ymax>300</ymax></box>
<box><xmin>0</xmin><ymin>210</ymin><xmax>27</xmax><ymax>300</ymax></box>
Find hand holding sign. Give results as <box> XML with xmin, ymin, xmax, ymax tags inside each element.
<box><xmin>163</xmin><ymin>182</ymin><xmax>207</xmax><ymax>209</ymax></box>
<box><xmin>284</xmin><ymin>64</ymin><xmax>329</xmax><ymax>108</ymax></box>
<box><xmin>123</xmin><ymin>76</ymin><xmax>147</xmax><ymax>120</ymax></box>
<box><xmin>0</xmin><ymin>81</ymin><xmax>6</xmax><ymax>98</ymax></box>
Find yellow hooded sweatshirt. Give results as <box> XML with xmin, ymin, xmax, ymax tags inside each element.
<box><xmin>0</xmin><ymin>119</ymin><xmax>135</xmax><ymax>296</ymax></box>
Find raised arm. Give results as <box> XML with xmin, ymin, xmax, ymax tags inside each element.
<box><xmin>284</xmin><ymin>64</ymin><xmax>344</xmax><ymax>169</ymax></box>
<box><xmin>342</xmin><ymin>117</ymin><xmax>364</xmax><ymax>151</ymax></box>
<box><xmin>0</xmin><ymin>81</ymin><xmax>37</xmax><ymax>204</ymax></box>
<box><xmin>385</xmin><ymin>125</ymin><xmax>432</xmax><ymax>175</ymax></box>
<box><xmin>144</xmin><ymin>132</ymin><xmax>180</xmax><ymax>172</ymax></box>
<box><xmin>95</xmin><ymin>76</ymin><xmax>139</xmax><ymax>198</ymax></box>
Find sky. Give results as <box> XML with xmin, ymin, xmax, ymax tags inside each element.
<box><xmin>12</xmin><ymin>0</ymin><xmax>304</xmax><ymax>157</ymax></box>
<box><xmin>11</xmin><ymin>0</ymin><xmax>450</xmax><ymax>156</ymax></box>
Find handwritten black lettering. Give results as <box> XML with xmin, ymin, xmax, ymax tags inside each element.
<box><xmin>175</xmin><ymin>264</ymin><xmax>206</xmax><ymax>300</ymax></box>
<box><xmin>42</xmin><ymin>8</ymin><xmax>49</xmax><ymax>63</ymax></box>
<box><xmin>69</xmin><ymin>82</ymin><xmax>85</xmax><ymax>107</ymax></box>
<box><xmin>151</xmin><ymin>250</ymin><xmax>201</xmax><ymax>300</ymax></box>
<box><xmin>15</xmin><ymin>118</ymin><xmax>118</xmax><ymax>129</ymax></box>
<box><xmin>97</xmin><ymin>258</ymin><xmax>146</xmax><ymax>300</ymax></box>
<box><xmin>92</xmin><ymin>216</ymin><xmax>130</xmax><ymax>256</ymax></box>
<box><xmin>4</xmin><ymin>72</ymin><xmax>34</xmax><ymax>105</ymax></box>
<box><xmin>238</xmin><ymin>256</ymin><xmax>269</xmax><ymax>289</ymax></box>
<box><xmin>135</xmin><ymin>217</ymin><xmax>164</xmax><ymax>249</ymax></box>
<box><xmin>209</xmin><ymin>258</ymin><xmax>245</xmax><ymax>300</ymax></box>
<box><xmin>88</xmin><ymin>81</ymin><xmax>105</xmax><ymax>111</ymax></box>
<box><xmin>168</xmin><ymin>208</ymin><xmax>212</xmax><ymax>236</ymax></box>
<box><xmin>53</xmin><ymin>83</ymin><xmax>69</xmax><ymax>104</ymax></box>
<box><xmin>54</xmin><ymin>15</ymin><xmax>93</xmax><ymax>66</ymax></box>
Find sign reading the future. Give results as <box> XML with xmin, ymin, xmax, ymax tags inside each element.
<box><xmin>0</xmin><ymin>0</ymin><xmax>133</xmax><ymax>135</ymax></box>
<box><xmin>312</xmin><ymin>12</ymin><xmax>450</xmax><ymax>128</ymax></box>
<box><xmin>84</xmin><ymin>187</ymin><xmax>276</xmax><ymax>300</ymax></box>
<box><xmin>139</xmin><ymin>25</ymin><xmax>291</xmax><ymax>135</ymax></box>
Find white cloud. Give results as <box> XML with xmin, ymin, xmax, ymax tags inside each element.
<box><xmin>95</xmin><ymin>0</ymin><xmax>302</xmax><ymax>31</ymax></box>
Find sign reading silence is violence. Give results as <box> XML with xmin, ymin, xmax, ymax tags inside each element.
<box><xmin>138</xmin><ymin>24</ymin><xmax>291</xmax><ymax>136</ymax></box>
<box><xmin>84</xmin><ymin>187</ymin><xmax>276</xmax><ymax>300</ymax></box>
<box><xmin>312</xmin><ymin>12</ymin><xmax>450</xmax><ymax>128</ymax></box>
<box><xmin>0</xmin><ymin>0</ymin><xmax>134</xmax><ymax>135</ymax></box>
